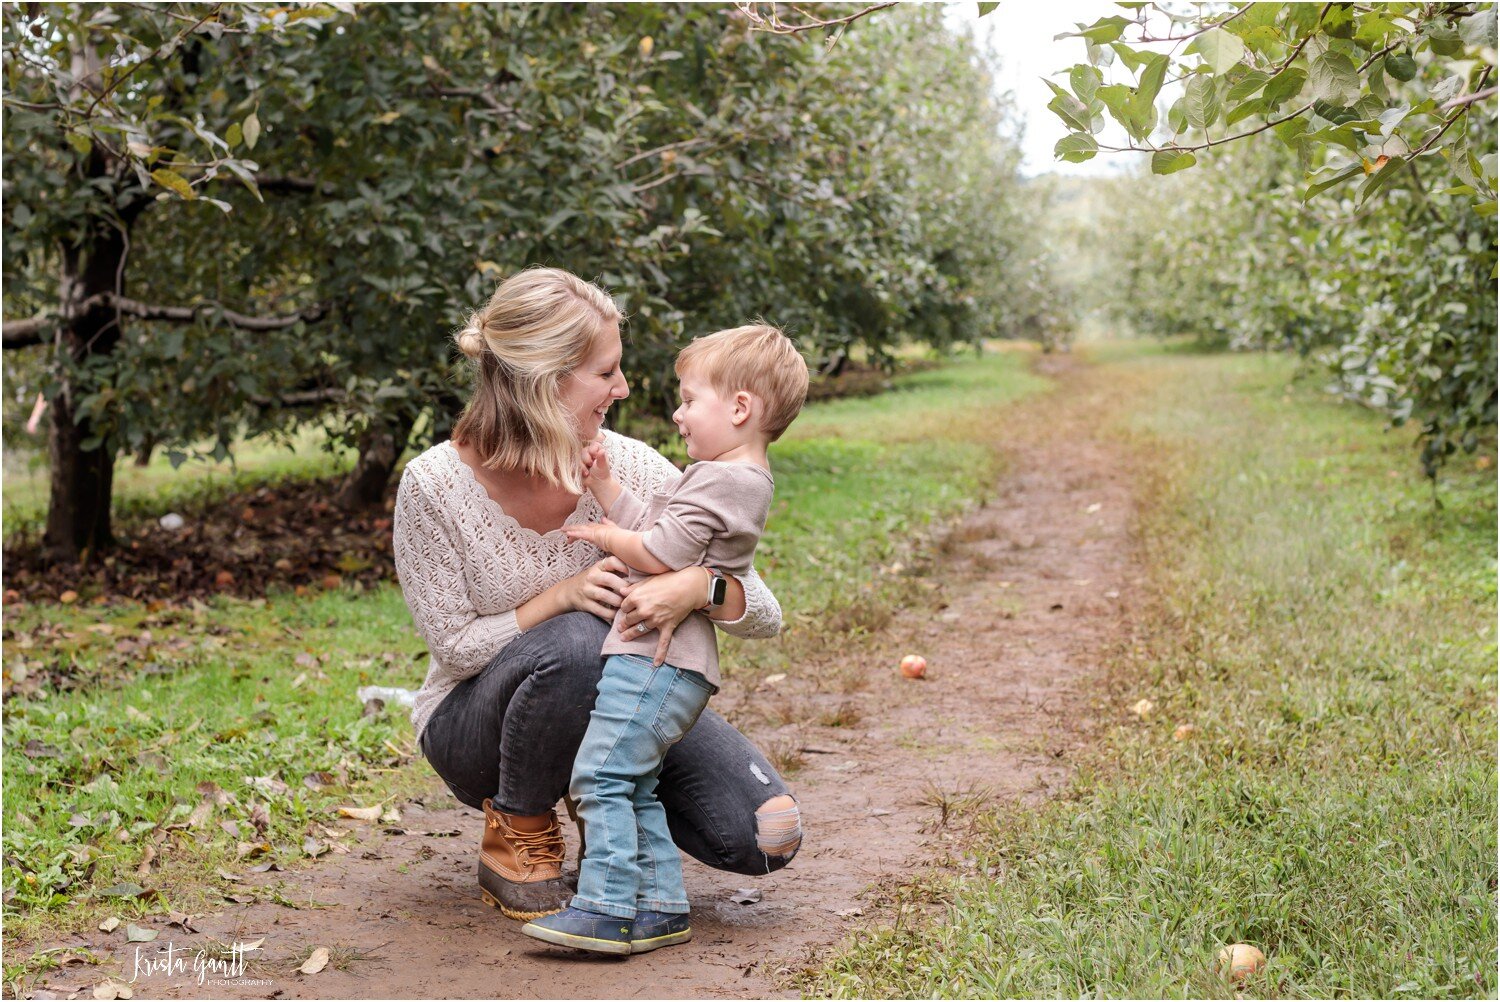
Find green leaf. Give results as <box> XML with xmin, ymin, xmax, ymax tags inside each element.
<box><xmin>1226</xmin><ymin>70</ymin><xmax>1270</xmax><ymax>104</ymax></box>
<box><xmin>1057</xmin><ymin>15</ymin><xmax>1132</xmax><ymax>44</ymax></box>
<box><xmin>1302</xmin><ymin>162</ymin><xmax>1363</xmax><ymax>200</ymax></box>
<box><xmin>1046</xmin><ymin>80</ymin><xmax>1094</xmax><ymax>133</ymax></box>
<box><xmin>1384</xmin><ymin>51</ymin><xmax>1417</xmax><ymax>82</ymax></box>
<box><xmin>1273</xmin><ymin>116</ymin><xmax>1310</xmax><ymax>147</ymax></box>
<box><xmin>1185</xmin><ymin>75</ymin><xmax>1220</xmax><ymax>129</ymax></box>
<box><xmin>243</xmin><ymin>111</ymin><xmax>261</xmax><ymax>150</ymax></box>
<box><xmin>150</xmin><ymin>168</ymin><xmax>196</xmax><ymax>200</ymax></box>
<box><xmin>66</xmin><ymin>132</ymin><xmax>93</xmax><ymax>157</ymax></box>
<box><xmin>1054</xmin><ymin>133</ymin><xmax>1098</xmax><ymax>163</ymax></box>
<box><xmin>1263</xmin><ymin>67</ymin><xmax>1307</xmax><ymax>108</ymax></box>
<box><xmin>977</xmin><ymin>1</ymin><xmax>999</xmax><ymax>15</ymax></box>
<box><xmin>1459</xmin><ymin>6</ymin><xmax>1496</xmax><ymax>48</ymax></box>
<box><xmin>1356</xmin><ymin>154</ymin><xmax>1406</xmax><ymax>204</ymax></box>
<box><xmin>1308</xmin><ymin>50</ymin><xmax>1359</xmax><ymax>106</ymax></box>
<box><xmin>1070</xmin><ymin>64</ymin><xmax>1102</xmax><ymax>105</ymax></box>
<box><xmin>1108</xmin><ymin>42</ymin><xmax>1154</xmax><ymax>73</ymax></box>
<box><xmin>1225</xmin><ymin>97</ymin><xmax>1267</xmax><ymax>127</ymax></box>
<box><xmin>1150</xmin><ymin>149</ymin><xmax>1197</xmax><ymax>175</ymax></box>
<box><xmin>225</xmin><ymin>122</ymin><xmax>243</xmax><ymax>148</ymax></box>
<box><xmin>1186</xmin><ymin>28</ymin><xmax>1245</xmax><ymax>74</ymax></box>
<box><xmin>1137</xmin><ymin>53</ymin><xmax>1169</xmax><ymax>106</ymax></box>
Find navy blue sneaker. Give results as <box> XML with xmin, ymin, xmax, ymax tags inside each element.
<box><xmin>630</xmin><ymin>910</ymin><xmax>692</xmax><ymax>953</ymax></box>
<box><xmin>520</xmin><ymin>906</ymin><xmax>632</xmax><ymax>955</ymax></box>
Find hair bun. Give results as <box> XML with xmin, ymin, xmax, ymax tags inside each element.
<box><xmin>455</xmin><ymin>323</ymin><xmax>487</xmax><ymax>360</ymax></box>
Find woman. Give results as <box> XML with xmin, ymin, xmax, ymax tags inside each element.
<box><xmin>393</xmin><ymin>267</ymin><xmax>802</xmax><ymax>923</ymax></box>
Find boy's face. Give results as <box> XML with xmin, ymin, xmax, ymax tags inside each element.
<box><xmin>673</xmin><ymin>367</ymin><xmax>742</xmax><ymax>461</ymax></box>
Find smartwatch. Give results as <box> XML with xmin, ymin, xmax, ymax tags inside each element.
<box><xmin>702</xmin><ymin>567</ymin><xmax>728</xmax><ymax>611</ymax></box>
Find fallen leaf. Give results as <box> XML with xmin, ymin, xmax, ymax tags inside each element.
<box><xmin>60</xmin><ymin>590</ymin><xmax>79</xmax><ymax>604</ymax></box>
<box><xmin>729</xmin><ymin>888</ymin><xmax>762</xmax><ymax>905</ymax></box>
<box><xmin>336</xmin><ymin>805</ymin><xmax>382</xmax><ymax>821</ymax></box>
<box><xmin>303</xmin><ymin>771</ymin><xmax>337</xmax><ymax>791</ymax></box>
<box><xmin>166</xmin><ymin>912</ymin><xmax>198</xmax><ymax>932</ymax></box>
<box><xmin>98</xmin><ymin>917</ymin><xmax>120</xmax><ymax>932</ymax></box>
<box><xmin>125</xmin><ymin>924</ymin><xmax>157</xmax><ymax>943</ymax></box>
<box><xmin>246</xmin><ymin>775</ymin><xmax>289</xmax><ymax>797</ymax></box>
<box><xmin>1085</xmin><ymin>502</ymin><xmax>1102</xmax><ymax>513</ymax></box>
<box><xmin>235</xmin><ymin>840</ymin><xmax>271</xmax><ymax>860</ymax></box>
<box><xmin>187</xmin><ymin>799</ymin><xmax>215</xmax><ymax>829</ymax></box>
<box><xmin>134</xmin><ymin>844</ymin><xmax>157</xmax><ymax>879</ymax></box>
<box><xmin>93</xmin><ymin>982</ymin><xmax>132</xmax><ymax>1000</ymax></box>
<box><xmin>247</xmin><ymin>861</ymin><xmax>283</xmax><ymax>873</ymax></box>
<box><xmin>299</xmin><ymin>947</ymin><xmax>331</xmax><ymax>975</ymax></box>
<box><xmin>303</xmin><ymin>837</ymin><xmax>328</xmax><ymax>858</ymax></box>
<box><xmin>1173</xmin><ymin>723</ymin><xmax>1198</xmax><ymax>742</ymax></box>
<box><xmin>834</xmin><ymin>906</ymin><xmax>864</xmax><ymax>917</ymax></box>
<box><xmin>249</xmin><ymin>801</ymin><xmax>271</xmax><ymax>835</ymax></box>
<box><xmin>219</xmin><ymin>820</ymin><xmax>243</xmax><ymax>839</ymax></box>
<box><xmin>95</xmin><ymin>882</ymin><xmax>149</xmax><ymax>899</ymax></box>
<box><xmin>216</xmin><ymin>869</ymin><xmax>244</xmax><ymax>882</ymax></box>
<box><xmin>762</xmin><ymin>673</ymin><xmax>787</xmax><ymax>685</ymax></box>
<box><xmin>380</xmin><ymin>808</ymin><xmax>401</xmax><ymax>824</ymax></box>
<box><xmin>1130</xmin><ymin>698</ymin><xmax>1155</xmax><ymax>718</ymax></box>
<box><xmin>294</xmin><ymin>652</ymin><xmax>317</xmax><ymax>669</ymax></box>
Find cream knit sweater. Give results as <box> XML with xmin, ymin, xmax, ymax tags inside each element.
<box><xmin>393</xmin><ymin>431</ymin><xmax>783</xmax><ymax>738</ymax></box>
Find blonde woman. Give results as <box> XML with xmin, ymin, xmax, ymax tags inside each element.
<box><xmin>393</xmin><ymin>268</ymin><xmax>801</xmax><ymax>928</ymax></box>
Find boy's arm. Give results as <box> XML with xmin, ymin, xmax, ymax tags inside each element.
<box><xmin>564</xmin><ymin>520</ymin><xmax>673</xmax><ymax>575</ymax></box>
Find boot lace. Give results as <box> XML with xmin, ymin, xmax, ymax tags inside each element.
<box><xmin>492</xmin><ymin>816</ymin><xmax>564</xmax><ymax>867</ymax></box>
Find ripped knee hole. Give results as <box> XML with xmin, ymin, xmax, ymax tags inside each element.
<box><xmin>755</xmin><ymin>805</ymin><xmax>802</xmax><ymax>857</ymax></box>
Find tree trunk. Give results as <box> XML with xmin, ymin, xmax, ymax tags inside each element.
<box><xmin>43</xmin><ymin>231</ymin><xmax>127</xmax><ymax>563</ymax></box>
<box><xmin>335</xmin><ymin>413</ymin><xmax>414</xmax><ymax>511</ymax></box>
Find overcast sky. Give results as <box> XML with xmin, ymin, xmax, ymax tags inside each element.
<box><xmin>945</xmin><ymin>1</ymin><xmax>1152</xmax><ymax>178</ymax></box>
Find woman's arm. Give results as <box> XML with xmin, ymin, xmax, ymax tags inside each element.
<box><xmin>393</xmin><ymin>472</ymin><xmax>523</xmax><ymax>674</ymax></box>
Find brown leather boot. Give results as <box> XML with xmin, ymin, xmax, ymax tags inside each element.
<box><xmin>478</xmin><ymin>799</ymin><xmax>569</xmax><ymax>920</ymax></box>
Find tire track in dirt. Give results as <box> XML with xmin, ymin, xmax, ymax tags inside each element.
<box><xmin>29</xmin><ymin>354</ymin><xmax>1141</xmax><ymax>1001</ymax></box>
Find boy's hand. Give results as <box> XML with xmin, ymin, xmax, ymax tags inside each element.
<box><xmin>564</xmin><ymin>518</ymin><xmax>619</xmax><ymax>552</ymax></box>
<box><xmin>581</xmin><ymin>440</ymin><xmax>612</xmax><ymax>486</ymax></box>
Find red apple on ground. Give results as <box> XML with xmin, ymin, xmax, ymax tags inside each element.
<box><xmin>899</xmin><ymin>654</ymin><xmax>927</xmax><ymax>679</ymax></box>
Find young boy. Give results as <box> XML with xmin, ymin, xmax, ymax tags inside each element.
<box><xmin>520</xmin><ymin>324</ymin><xmax>808</xmax><ymax>956</ymax></box>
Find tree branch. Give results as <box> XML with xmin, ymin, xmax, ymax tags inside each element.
<box><xmin>734</xmin><ymin>2</ymin><xmax>898</xmax><ymax>37</ymax></box>
<box><xmin>1100</xmin><ymin>101</ymin><xmax>1314</xmax><ymax>154</ymax></box>
<box><xmin>91</xmin><ymin>293</ymin><xmax>328</xmax><ymax>331</ymax></box>
<box><xmin>3</xmin><ymin>314</ymin><xmax>52</xmax><ymax>349</ymax></box>
<box><xmin>1441</xmin><ymin>85</ymin><xmax>1498</xmax><ymax>111</ymax></box>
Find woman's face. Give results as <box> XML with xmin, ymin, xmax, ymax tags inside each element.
<box><xmin>561</xmin><ymin>326</ymin><xmax>628</xmax><ymax>443</ymax></box>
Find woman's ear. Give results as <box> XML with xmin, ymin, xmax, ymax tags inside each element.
<box><xmin>730</xmin><ymin>390</ymin><xmax>756</xmax><ymax>428</ymax></box>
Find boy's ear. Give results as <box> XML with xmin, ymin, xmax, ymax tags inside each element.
<box><xmin>730</xmin><ymin>390</ymin><xmax>756</xmax><ymax>428</ymax></box>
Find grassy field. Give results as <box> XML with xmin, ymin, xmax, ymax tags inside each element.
<box><xmin>0</xmin><ymin>347</ymin><xmax>1044</xmax><ymax>991</ymax></box>
<box><xmin>806</xmin><ymin>344</ymin><xmax>1497</xmax><ymax>998</ymax></box>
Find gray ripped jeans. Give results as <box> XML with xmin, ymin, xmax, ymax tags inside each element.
<box><xmin>419</xmin><ymin>611</ymin><xmax>801</xmax><ymax>876</ymax></box>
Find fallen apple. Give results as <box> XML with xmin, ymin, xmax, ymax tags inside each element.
<box><xmin>1217</xmin><ymin>943</ymin><xmax>1266</xmax><ymax>984</ymax></box>
<box><xmin>1173</xmin><ymin>723</ymin><xmax>1197</xmax><ymax>742</ymax></box>
<box><xmin>899</xmin><ymin>654</ymin><xmax>927</xmax><ymax>679</ymax></box>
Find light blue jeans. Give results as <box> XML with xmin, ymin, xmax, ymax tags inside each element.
<box><xmin>569</xmin><ymin>654</ymin><xmax>716</xmax><ymax>919</ymax></box>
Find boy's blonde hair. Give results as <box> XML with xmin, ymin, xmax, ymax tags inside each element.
<box><xmin>675</xmin><ymin>323</ymin><xmax>809</xmax><ymax>442</ymax></box>
<box><xmin>453</xmin><ymin>266</ymin><xmax>621</xmax><ymax>493</ymax></box>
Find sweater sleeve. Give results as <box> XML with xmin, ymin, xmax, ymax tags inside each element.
<box><xmin>393</xmin><ymin>468</ymin><xmax>522</xmax><ymax>678</ymax></box>
<box><xmin>608</xmin><ymin>434</ymin><xmax>783</xmax><ymax>639</ymax></box>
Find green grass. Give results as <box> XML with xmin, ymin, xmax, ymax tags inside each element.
<box><xmin>0</xmin><ymin>346</ymin><xmax>1045</xmax><ymax>984</ymax></box>
<box><xmin>805</xmin><ymin>346</ymin><xmax>1497</xmax><ymax>999</ymax></box>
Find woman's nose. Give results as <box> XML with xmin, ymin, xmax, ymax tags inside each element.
<box><xmin>613</xmin><ymin>374</ymin><xmax>629</xmax><ymax>399</ymax></box>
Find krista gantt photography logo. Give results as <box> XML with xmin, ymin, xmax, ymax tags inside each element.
<box><xmin>132</xmin><ymin>937</ymin><xmax>271</xmax><ymax>987</ymax></box>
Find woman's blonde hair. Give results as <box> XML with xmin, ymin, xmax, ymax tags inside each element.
<box><xmin>452</xmin><ymin>267</ymin><xmax>621</xmax><ymax>493</ymax></box>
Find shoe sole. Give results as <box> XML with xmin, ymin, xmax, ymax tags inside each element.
<box><xmin>631</xmin><ymin>929</ymin><xmax>692</xmax><ymax>954</ymax></box>
<box><xmin>481</xmin><ymin>888</ymin><xmax>563</xmax><ymax>922</ymax></box>
<box><xmin>519</xmin><ymin>921</ymin><xmax>632</xmax><ymax>956</ymax></box>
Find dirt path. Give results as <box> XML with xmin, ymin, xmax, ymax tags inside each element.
<box><xmin>31</xmin><ymin>356</ymin><xmax>1142</xmax><ymax>1001</ymax></box>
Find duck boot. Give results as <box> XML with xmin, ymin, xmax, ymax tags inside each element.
<box><xmin>478</xmin><ymin>798</ymin><xmax>569</xmax><ymax>920</ymax></box>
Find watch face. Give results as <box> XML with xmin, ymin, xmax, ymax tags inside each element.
<box><xmin>709</xmin><ymin>576</ymin><xmax>728</xmax><ymax>606</ymax></box>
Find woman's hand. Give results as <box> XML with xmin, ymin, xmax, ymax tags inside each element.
<box><xmin>566</xmin><ymin>556</ymin><xmax>631</xmax><ymax>621</ymax></box>
<box><xmin>618</xmin><ymin>566</ymin><xmax>709</xmax><ymax>666</ymax></box>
